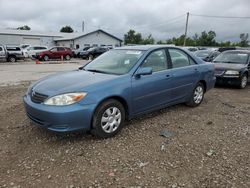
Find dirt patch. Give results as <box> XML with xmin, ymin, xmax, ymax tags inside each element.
<box><xmin>0</xmin><ymin>84</ymin><xmax>250</xmax><ymax>187</ymax></box>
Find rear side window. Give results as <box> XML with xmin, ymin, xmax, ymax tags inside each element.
<box><xmin>58</xmin><ymin>47</ymin><xmax>65</xmax><ymax>51</ymax></box>
<box><xmin>141</xmin><ymin>49</ymin><xmax>168</xmax><ymax>72</ymax></box>
<box><xmin>7</xmin><ymin>47</ymin><xmax>21</xmax><ymax>51</ymax></box>
<box><xmin>169</xmin><ymin>49</ymin><xmax>194</xmax><ymax>68</ymax></box>
<box><xmin>0</xmin><ymin>47</ymin><xmax>3</xmax><ymax>51</ymax></box>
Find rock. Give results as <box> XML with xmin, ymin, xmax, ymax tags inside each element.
<box><xmin>206</xmin><ymin>149</ymin><xmax>215</xmax><ymax>157</ymax></box>
<box><xmin>207</xmin><ymin>121</ymin><xmax>213</xmax><ymax>125</ymax></box>
<box><xmin>139</xmin><ymin>162</ymin><xmax>149</xmax><ymax>168</ymax></box>
<box><xmin>160</xmin><ymin>129</ymin><xmax>173</xmax><ymax>138</ymax></box>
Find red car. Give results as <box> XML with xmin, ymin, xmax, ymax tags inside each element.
<box><xmin>37</xmin><ymin>47</ymin><xmax>73</xmax><ymax>61</ymax></box>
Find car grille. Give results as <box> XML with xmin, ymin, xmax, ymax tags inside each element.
<box><xmin>31</xmin><ymin>91</ymin><xmax>48</xmax><ymax>103</ymax></box>
<box><xmin>215</xmin><ymin>70</ymin><xmax>225</xmax><ymax>76</ymax></box>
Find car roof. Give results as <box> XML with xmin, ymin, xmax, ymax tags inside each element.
<box><xmin>116</xmin><ymin>45</ymin><xmax>176</xmax><ymax>51</ymax></box>
<box><xmin>223</xmin><ymin>50</ymin><xmax>250</xmax><ymax>54</ymax></box>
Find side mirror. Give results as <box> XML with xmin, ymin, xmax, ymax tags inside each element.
<box><xmin>78</xmin><ymin>66</ymin><xmax>84</xmax><ymax>70</ymax></box>
<box><xmin>135</xmin><ymin>67</ymin><xmax>153</xmax><ymax>77</ymax></box>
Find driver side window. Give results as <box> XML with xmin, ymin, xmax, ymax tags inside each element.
<box><xmin>141</xmin><ymin>49</ymin><xmax>168</xmax><ymax>72</ymax></box>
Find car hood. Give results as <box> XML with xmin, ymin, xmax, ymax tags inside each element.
<box><xmin>32</xmin><ymin>70</ymin><xmax>119</xmax><ymax>96</ymax></box>
<box><xmin>214</xmin><ymin>62</ymin><xmax>246</xmax><ymax>71</ymax></box>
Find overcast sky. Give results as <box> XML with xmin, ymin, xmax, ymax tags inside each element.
<box><xmin>0</xmin><ymin>0</ymin><xmax>250</xmax><ymax>42</ymax></box>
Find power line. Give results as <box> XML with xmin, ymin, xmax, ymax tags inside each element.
<box><xmin>190</xmin><ymin>13</ymin><xmax>250</xmax><ymax>19</ymax></box>
<box><xmin>133</xmin><ymin>14</ymin><xmax>186</xmax><ymax>29</ymax></box>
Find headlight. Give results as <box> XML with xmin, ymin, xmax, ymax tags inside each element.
<box><xmin>44</xmin><ymin>92</ymin><xmax>87</xmax><ymax>106</ymax></box>
<box><xmin>225</xmin><ymin>70</ymin><xmax>239</xmax><ymax>75</ymax></box>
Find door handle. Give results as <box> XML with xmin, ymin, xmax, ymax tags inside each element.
<box><xmin>165</xmin><ymin>74</ymin><xmax>171</xmax><ymax>78</ymax></box>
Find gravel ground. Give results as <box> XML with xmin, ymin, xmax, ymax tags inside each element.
<box><xmin>0</xmin><ymin>83</ymin><xmax>249</xmax><ymax>187</ymax></box>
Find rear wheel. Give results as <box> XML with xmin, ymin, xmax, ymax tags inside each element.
<box><xmin>43</xmin><ymin>55</ymin><xmax>49</xmax><ymax>61</ymax></box>
<box><xmin>91</xmin><ymin>99</ymin><xmax>125</xmax><ymax>138</ymax></box>
<box><xmin>186</xmin><ymin>82</ymin><xmax>205</xmax><ymax>107</ymax></box>
<box><xmin>239</xmin><ymin>74</ymin><xmax>248</xmax><ymax>89</ymax></box>
<box><xmin>65</xmin><ymin>54</ymin><xmax>71</xmax><ymax>60</ymax></box>
<box><xmin>8</xmin><ymin>56</ymin><xmax>16</xmax><ymax>63</ymax></box>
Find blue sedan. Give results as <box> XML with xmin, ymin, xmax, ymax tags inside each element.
<box><xmin>23</xmin><ymin>45</ymin><xmax>216</xmax><ymax>138</ymax></box>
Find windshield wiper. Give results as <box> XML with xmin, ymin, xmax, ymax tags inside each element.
<box><xmin>85</xmin><ymin>69</ymin><xmax>109</xmax><ymax>74</ymax></box>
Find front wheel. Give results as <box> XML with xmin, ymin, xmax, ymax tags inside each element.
<box><xmin>186</xmin><ymin>82</ymin><xmax>205</xmax><ymax>107</ymax></box>
<box><xmin>239</xmin><ymin>74</ymin><xmax>248</xmax><ymax>89</ymax></box>
<box><xmin>91</xmin><ymin>99</ymin><xmax>125</xmax><ymax>138</ymax></box>
<box><xmin>89</xmin><ymin>55</ymin><xmax>94</xmax><ymax>60</ymax></box>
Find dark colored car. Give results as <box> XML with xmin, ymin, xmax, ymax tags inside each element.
<box><xmin>194</xmin><ymin>50</ymin><xmax>220</xmax><ymax>62</ymax></box>
<box><xmin>213</xmin><ymin>50</ymin><xmax>250</xmax><ymax>88</ymax></box>
<box><xmin>73</xmin><ymin>46</ymin><xmax>91</xmax><ymax>58</ymax></box>
<box><xmin>37</xmin><ymin>47</ymin><xmax>73</xmax><ymax>61</ymax></box>
<box><xmin>79</xmin><ymin>47</ymin><xmax>108</xmax><ymax>60</ymax></box>
<box><xmin>23</xmin><ymin>45</ymin><xmax>215</xmax><ymax>138</ymax></box>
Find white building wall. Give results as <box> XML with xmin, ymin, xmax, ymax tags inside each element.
<box><xmin>0</xmin><ymin>34</ymin><xmax>57</xmax><ymax>47</ymax></box>
<box><xmin>74</xmin><ymin>32</ymin><xmax>121</xmax><ymax>48</ymax></box>
<box><xmin>0</xmin><ymin>35</ymin><xmax>22</xmax><ymax>45</ymax></box>
<box><xmin>56</xmin><ymin>31</ymin><xmax>121</xmax><ymax>49</ymax></box>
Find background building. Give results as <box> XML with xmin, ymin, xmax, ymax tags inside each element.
<box><xmin>0</xmin><ymin>29</ymin><xmax>122</xmax><ymax>48</ymax></box>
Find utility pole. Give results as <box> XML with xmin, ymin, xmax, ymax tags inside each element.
<box><xmin>82</xmin><ymin>21</ymin><xmax>84</xmax><ymax>32</ymax></box>
<box><xmin>183</xmin><ymin>12</ymin><xmax>189</xmax><ymax>46</ymax></box>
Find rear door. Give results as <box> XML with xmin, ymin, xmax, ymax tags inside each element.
<box><xmin>167</xmin><ymin>48</ymin><xmax>200</xmax><ymax>101</ymax></box>
<box><xmin>131</xmin><ymin>49</ymin><xmax>173</xmax><ymax>114</ymax></box>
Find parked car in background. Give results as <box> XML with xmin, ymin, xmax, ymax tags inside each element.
<box><xmin>194</xmin><ymin>50</ymin><xmax>220</xmax><ymax>62</ymax></box>
<box><xmin>6</xmin><ymin>46</ymin><xmax>25</xmax><ymax>62</ymax></box>
<box><xmin>23</xmin><ymin>45</ymin><xmax>215</xmax><ymax>138</ymax></box>
<box><xmin>213</xmin><ymin>50</ymin><xmax>250</xmax><ymax>88</ymax></box>
<box><xmin>183</xmin><ymin>46</ymin><xmax>198</xmax><ymax>52</ymax></box>
<box><xmin>20</xmin><ymin>44</ymin><xmax>31</xmax><ymax>50</ymax></box>
<box><xmin>73</xmin><ymin>46</ymin><xmax>91</xmax><ymax>58</ymax></box>
<box><xmin>79</xmin><ymin>47</ymin><xmax>108</xmax><ymax>60</ymax></box>
<box><xmin>23</xmin><ymin>46</ymin><xmax>48</xmax><ymax>58</ymax></box>
<box><xmin>0</xmin><ymin>45</ymin><xmax>25</xmax><ymax>62</ymax></box>
<box><xmin>37</xmin><ymin>47</ymin><xmax>73</xmax><ymax>61</ymax></box>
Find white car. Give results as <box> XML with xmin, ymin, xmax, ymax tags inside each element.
<box><xmin>23</xmin><ymin>46</ymin><xmax>48</xmax><ymax>58</ymax></box>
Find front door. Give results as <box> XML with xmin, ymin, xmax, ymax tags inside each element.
<box><xmin>131</xmin><ymin>49</ymin><xmax>173</xmax><ymax>114</ymax></box>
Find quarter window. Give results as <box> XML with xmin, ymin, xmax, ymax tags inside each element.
<box><xmin>169</xmin><ymin>49</ymin><xmax>193</xmax><ymax>68</ymax></box>
<box><xmin>141</xmin><ymin>49</ymin><xmax>168</xmax><ymax>72</ymax></box>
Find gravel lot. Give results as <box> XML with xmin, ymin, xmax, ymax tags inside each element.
<box><xmin>0</xmin><ymin>64</ymin><xmax>249</xmax><ymax>187</ymax></box>
<box><xmin>0</xmin><ymin>59</ymin><xmax>87</xmax><ymax>86</ymax></box>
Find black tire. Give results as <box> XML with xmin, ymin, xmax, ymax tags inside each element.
<box><xmin>89</xmin><ymin>54</ymin><xmax>94</xmax><ymax>60</ymax></box>
<box><xmin>65</xmin><ymin>54</ymin><xmax>71</xmax><ymax>61</ymax></box>
<box><xmin>238</xmin><ymin>74</ymin><xmax>248</xmax><ymax>89</ymax></box>
<box><xmin>186</xmin><ymin>82</ymin><xmax>205</xmax><ymax>107</ymax></box>
<box><xmin>91</xmin><ymin>99</ymin><xmax>125</xmax><ymax>138</ymax></box>
<box><xmin>43</xmin><ymin>55</ymin><xmax>49</xmax><ymax>61</ymax></box>
<box><xmin>8</xmin><ymin>56</ymin><xmax>16</xmax><ymax>63</ymax></box>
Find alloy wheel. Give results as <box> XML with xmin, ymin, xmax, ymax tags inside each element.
<box><xmin>194</xmin><ymin>86</ymin><xmax>204</xmax><ymax>104</ymax></box>
<box><xmin>101</xmin><ymin>107</ymin><xmax>121</xmax><ymax>133</ymax></box>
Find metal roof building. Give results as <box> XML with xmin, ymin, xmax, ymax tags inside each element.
<box><xmin>0</xmin><ymin>29</ymin><xmax>122</xmax><ymax>49</ymax></box>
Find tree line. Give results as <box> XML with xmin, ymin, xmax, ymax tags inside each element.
<box><xmin>124</xmin><ymin>29</ymin><xmax>249</xmax><ymax>47</ymax></box>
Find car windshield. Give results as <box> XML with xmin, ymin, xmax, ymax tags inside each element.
<box><xmin>213</xmin><ymin>52</ymin><xmax>249</xmax><ymax>64</ymax></box>
<box><xmin>84</xmin><ymin>49</ymin><xmax>144</xmax><ymax>75</ymax></box>
<box><xmin>87</xmin><ymin>47</ymin><xmax>96</xmax><ymax>52</ymax></box>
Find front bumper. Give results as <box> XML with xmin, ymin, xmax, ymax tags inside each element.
<box><xmin>23</xmin><ymin>95</ymin><xmax>96</xmax><ymax>133</ymax></box>
<box><xmin>215</xmin><ymin>75</ymin><xmax>241</xmax><ymax>85</ymax></box>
